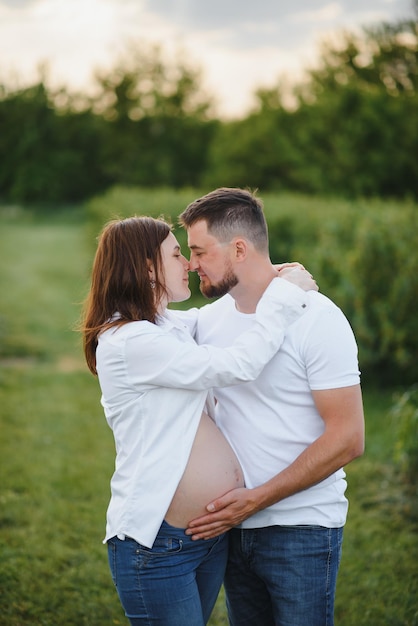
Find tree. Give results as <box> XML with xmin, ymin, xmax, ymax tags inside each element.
<box><xmin>296</xmin><ymin>15</ymin><xmax>418</xmax><ymax>197</ymax></box>
<box><xmin>206</xmin><ymin>10</ymin><xmax>418</xmax><ymax>198</ymax></box>
<box><xmin>0</xmin><ymin>81</ymin><xmax>108</xmax><ymax>203</ymax></box>
<box><xmin>90</xmin><ymin>44</ymin><xmax>216</xmax><ymax>188</ymax></box>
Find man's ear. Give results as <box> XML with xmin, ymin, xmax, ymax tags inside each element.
<box><xmin>232</xmin><ymin>238</ymin><xmax>248</xmax><ymax>262</ymax></box>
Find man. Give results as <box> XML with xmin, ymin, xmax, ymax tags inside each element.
<box><xmin>179</xmin><ymin>187</ymin><xmax>365</xmax><ymax>626</ymax></box>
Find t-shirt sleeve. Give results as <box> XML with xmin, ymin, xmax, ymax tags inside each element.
<box><xmin>303</xmin><ymin>305</ymin><xmax>361</xmax><ymax>390</ymax></box>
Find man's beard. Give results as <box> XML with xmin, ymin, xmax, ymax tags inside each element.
<box><xmin>200</xmin><ymin>267</ymin><xmax>239</xmax><ymax>299</ymax></box>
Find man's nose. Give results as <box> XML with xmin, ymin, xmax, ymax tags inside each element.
<box><xmin>188</xmin><ymin>255</ymin><xmax>199</xmax><ymax>271</ymax></box>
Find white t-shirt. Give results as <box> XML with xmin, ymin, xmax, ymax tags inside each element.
<box><xmin>96</xmin><ymin>278</ymin><xmax>308</xmax><ymax>548</ymax></box>
<box><xmin>196</xmin><ymin>290</ymin><xmax>361</xmax><ymax>529</ymax></box>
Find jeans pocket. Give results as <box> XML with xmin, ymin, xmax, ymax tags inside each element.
<box><xmin>138</xmin><ymin>536</ymin><xmax>183</xmax><ymax>557</ymax></box>
<box><xmin>205</xmin><ymin>531</ymin><xmax>227</xmax><ymax>558</ymax></box>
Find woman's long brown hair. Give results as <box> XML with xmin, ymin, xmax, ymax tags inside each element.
<box><xmin>81</xmin><ymin>216</ymin><xmax>171</xmax><ymax>375</ymax></box>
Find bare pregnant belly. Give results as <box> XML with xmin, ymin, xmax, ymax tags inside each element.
<box><xmin>165</xmin><ymin>412</ymin><xmax>244</xmax><ymax>528</ymax></box>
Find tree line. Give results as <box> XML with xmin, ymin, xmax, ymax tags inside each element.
<box><xmin>0</xmin><ymin>9</ymin><xmax>417</xmax><ymax>205</ymax></box>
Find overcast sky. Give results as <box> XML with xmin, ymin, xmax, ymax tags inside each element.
<box><xmin>0</xmin><ymin>0</ymin><xmax>412</xmax><ymax>117</ymax></box>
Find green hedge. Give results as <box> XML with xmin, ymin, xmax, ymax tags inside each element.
<box><xmin>391</xmin><ymin>385</ymin><xmax>418</xmax><ymax>493</ymax></box>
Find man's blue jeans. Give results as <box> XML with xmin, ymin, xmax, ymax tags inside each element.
<box><xmin>107</xmin><ymin>521</ymin><xmax>227</xmax><ymax>625</ymax></box>
<box><xmin>224</xmin><ymin>525</ymin><xmax>343</xmax><ymax>626</ymax></box>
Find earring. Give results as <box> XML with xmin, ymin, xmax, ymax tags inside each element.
<box><xmin>150</xmin><ymin>280</ymin><xmax>156</xmax><ymax>289</ymax></box>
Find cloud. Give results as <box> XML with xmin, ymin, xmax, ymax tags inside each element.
<box><xmin>291</xmin><ymin>2</ymin><xmax>344</xmax><ymax>23</ymax></box>
<box><xmin>143</xmin><ymin>0</ymin><xmax>411</xmax><ymax>42</ymax></box>
<box><xmin>0</xmin><ymin>0</ymin><xmax>35</xmax><ymax>6</ymax></box>
<box><xmin>0</xmin><ymin>0</ymin><xmax>153</xmax><ymax>88</ymax></box>
<box><xmin>144</xmin><ymin>0</ymin><xmax>288</xmax><ymax>28</ymax></box>
<box><xmin>0</xmin><ymin>0</ymin><xmax>412</xmax><ymax>117</ymax></box>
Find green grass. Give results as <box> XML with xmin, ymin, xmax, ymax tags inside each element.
<box><xmin>0</xmin><ymin>206</ymin><xmax>417</xmax><ymax>625</ymax></box>
<box><xmin>334</xmin><ymin>390</ymin><xmax>418</xmax><ymax>625</ymax></box>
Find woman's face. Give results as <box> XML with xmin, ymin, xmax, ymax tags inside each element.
<box><xmin>159</xmin><ymin>232</ymin><xmax>191</xmax><ymax>306</ymax></box>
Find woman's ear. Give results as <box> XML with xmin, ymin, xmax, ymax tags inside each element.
<box><xmin>147</xmin><ymin>262</ymin><xmax>157</xmax><ymax>289</ymax></box>
<box><xmin>147</xmin><ymin>260</ymin><xmax>155</xmax><ymax>281</ymax></box>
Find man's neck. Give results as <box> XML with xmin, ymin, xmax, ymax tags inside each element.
<box><xmin>230</xmin><ymin>261</ymin><xmax>277</xmax><ymax>314</ymax></box>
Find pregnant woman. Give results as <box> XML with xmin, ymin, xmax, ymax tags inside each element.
<box><xmin>81</xmin><ymin>216</ymin><xmax>311</xmax><ymax>626</ymax></box>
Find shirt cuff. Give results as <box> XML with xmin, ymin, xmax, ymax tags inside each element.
<box><xmin>257</xmin><ymin>277</ymin><xmax>308</xmax><ymax>325</ymax></box>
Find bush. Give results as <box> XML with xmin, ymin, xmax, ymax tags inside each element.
<box><xmin>345</xmin><ymin>203</ymin><xmax>418</xmax><ymax>385</ymax></box>
<box><xmin>86</xmin><ymin>187</ymin><xmax>418</xmax><ymax>384</ymax></box>
<box><xmin>274</xmin><ymin>196</ymin><xmax>418</xmax><ymax>386</ymax></box>
<box><xmin>391</xmin><ymin>385</ymin><xmax>418</xmax><ymax>491</ymax></box>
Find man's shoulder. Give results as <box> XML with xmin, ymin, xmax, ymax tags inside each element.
<box><xmin>307</xmin><ymin>290</ymin><xmax>337</xmax><ymax>310</ymax></box>
<box><xmin>291</xmin><ymin>291</ymin><xmax>345</xmax><ymax>333</ymax></box>
<box><xmin>301</xmin><ymin>290</ymin><xmax>353</xmax><ymax>335</ymax></box>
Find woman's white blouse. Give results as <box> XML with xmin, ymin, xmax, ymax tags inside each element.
<box><xmin>96</xmin><ymin>278</ymin><xmax>308</xmax><ymax>548</ymax></box>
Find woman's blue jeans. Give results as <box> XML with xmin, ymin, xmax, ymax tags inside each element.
<box><xmin>224</xmin><ymin>525</ymin><xmax>343</xmax><ymax>626</ymax></box>
<box><xmin>107</xmin><ymin>521</ymin><xmax>228</xmax><ymax>625</ymax></box>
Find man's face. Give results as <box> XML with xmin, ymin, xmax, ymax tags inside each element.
<box><xmin>187</xmin><ymin>220</ymin><xmax>238</xmax><ymax>298</ymax></box>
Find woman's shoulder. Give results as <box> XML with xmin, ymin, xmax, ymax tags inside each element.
<box><xmin>100</xmin><ymin>319</ymin><xmax>160</xmax><ymax>344</ymax></box>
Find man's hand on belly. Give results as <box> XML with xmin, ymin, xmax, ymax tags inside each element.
<box><xmin>185</xmin><ymin>487</ymin><xmax>258</xmax><ymax>540</ymax></box>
